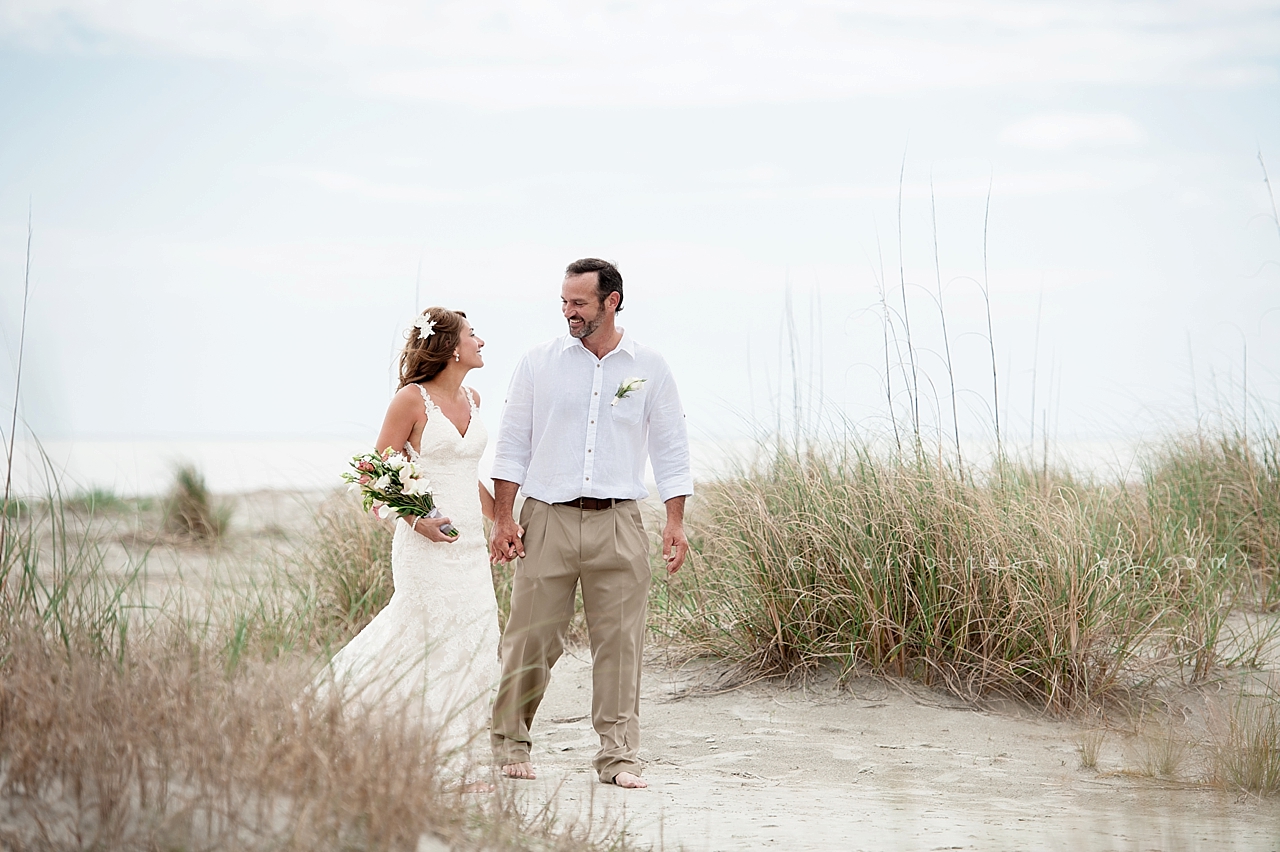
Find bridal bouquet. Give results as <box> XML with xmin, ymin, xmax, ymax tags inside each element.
<box><xmin>343</xmin><ymin>448</ymin><xmax>458</xmax><ymax>537</ymax></box>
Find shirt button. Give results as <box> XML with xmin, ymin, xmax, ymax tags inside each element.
<box><xmin>585</xmin><ymin>477</ymin><xmax>590</xmax><ymax>481</ymax></box>
<box><xmin>594</xmin><ymin>392</ymin><xmax>598</xmax><ymax>396</ymax></box>
<box><xmin>588</xmin><ymin>449</ymin><xmax>592</xmax><ymax>453</ymax></box>
<box><xmin>590</xmin><ymin>420</ymin><xmax>595</xmax><ymax>424</ymax></box>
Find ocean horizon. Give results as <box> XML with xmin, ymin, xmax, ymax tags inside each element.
<box><xmin>5</xmin><ymin>434</ymin><xmax>1150</xmax><ymax>499</ymax></box>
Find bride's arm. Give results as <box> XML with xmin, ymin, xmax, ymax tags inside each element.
<box><xmin>374</xmin><ymin>386</ymin><xmax>423</xmax><ymax>456</ymax></box>
<box><xmin>371</xmin><ymin>388</ymin><xmax>456</xmax><ymax>542</ymax></box>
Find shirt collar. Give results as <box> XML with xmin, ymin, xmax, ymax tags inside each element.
<box><xmin>560</xmin><ymin>329</ymin><xmax>636</xmax><ymax>358</ymax></box>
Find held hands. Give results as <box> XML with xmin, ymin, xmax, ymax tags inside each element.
<box><xmin>489</xmin><ymin>515</ymin><xmax>525</xmax><ymax>564</ymax></box>
<box><xmin>409</xmin><ymin>514</ymin><xmax>459</xmax><ymax>543</ymax></box>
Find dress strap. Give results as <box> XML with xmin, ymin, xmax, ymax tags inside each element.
<box><xmin>464</xmin><ymin>387</ymin><xmax>478</xmax><ymax>413</ymax></box>
<box><xmin>416</xmin><ymin>384</ymin><xmax>439</xmax><ymax>418</ymax></box>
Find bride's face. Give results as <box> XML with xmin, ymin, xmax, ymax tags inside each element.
<box><xmin>455</xmin><ymin>320</ymin><xmax>485</xmax><ymax>369</ymax></box>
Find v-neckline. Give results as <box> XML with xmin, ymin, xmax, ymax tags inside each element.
<box><xmin>420</xmin><ymin>386</ymin><xmax>473</xmax><ymax>440</ymax></box>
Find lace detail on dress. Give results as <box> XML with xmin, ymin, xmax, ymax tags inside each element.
<box><xmin>316</xmin><ymin>385</ymin><xmax>499</xmax><ymax>767</ymax></box>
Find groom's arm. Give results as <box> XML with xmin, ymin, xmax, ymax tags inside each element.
<box><xmin>646</xmin><ymin>368</ymin><xmax>694</xmax><ymax>575</ymax></box>
<box><xmin>489</xmin><ymin>355</ymin><xmax>535</xmax><ymax>564</ymax></box>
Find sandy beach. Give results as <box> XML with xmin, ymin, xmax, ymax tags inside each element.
<box><xmin>498</xmin><ymin>649</ymin><xmax>1280</xmax><ymax>852</ymax></box>
<box><xmin>17</xmin><ymin>489</ymin><xmax>1280</xmax><ymax>851</ymax></box>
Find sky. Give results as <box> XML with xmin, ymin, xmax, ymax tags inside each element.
<box><xmin>2</xmin><ymin>0</ymin><xmax>1279</xmax><ymax>465</ymax></box>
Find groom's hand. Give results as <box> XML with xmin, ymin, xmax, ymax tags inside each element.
<box><xmin>489</xmin><ymin>516</ymin><xmax>525</xmax><ymax>564</ymax></box>
<box><xmin>489</xmin><ymin>480</ymin><xmax>525</xmax><ymax>564</ymax></box>
<box><xmin>661</xmin><ymin>496</ymin><xmax>689</xmax><ymax>574</ymax></box>
<box><xmin>662</xmin><ymin>522</ymin><xmax>688</xmax><ymax>574</ymax></box>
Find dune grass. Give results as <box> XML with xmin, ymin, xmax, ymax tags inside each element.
<box><xmin>0</xmin><ymin>486</ymin><xmax>634</xmax><ymax>851</ymax></box>
<box><xmin>163</xmin><ymin>464</ymin><xmax>232</xmax><ymax>542</ymax></box>
<box><xmin>1211</xmin><ymin>695</ymin><xmax>1280</xmax><ymax>794</ymax></box>
<box><xmin>298</xmin><ymin>493</ymin><xmax>395</xmax><ymax>640</ymax></box>
<box><xmin>658</xmin><ymin>429</ymin><xmax>1279</xmax><ymax>712</ymax></box>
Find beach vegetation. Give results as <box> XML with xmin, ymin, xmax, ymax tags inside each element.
<box><xmin>1209</xmin><ymin>684</ymin><xmax>1280</xmax><ymax>794</ymax></box>
<box><xmin>0</xmin><ymin>471</ymin><xmax>635</xmax><ymax>851</ymax></box>
<box><xmin>657</xmin><ymin>427</ymin><xmax>1278</xmax><ymax>712</ymax></box>
<box><xmin>163</xmin><ymin>463</ymin><xmax>232</xmax><ymax>541</ymax></box>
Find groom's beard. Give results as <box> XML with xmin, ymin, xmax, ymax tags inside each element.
<box><xmin>568</xmin><ymin>314</ymin><xmax>603</xmax><ymax>339</ymax></box>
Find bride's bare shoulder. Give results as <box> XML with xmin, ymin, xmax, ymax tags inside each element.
<box><xmin>389</xmin><ymin>384</ymin><xmax>429</xmax><ymax>415</ymax></box>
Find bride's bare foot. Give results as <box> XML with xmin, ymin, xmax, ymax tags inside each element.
<box><xmin>610</xmin><ymin>771</ymin><xmax>648</xmax><ymax>789</ymax></box>
<box><xmin>460</xmin><ymin>780</ymin><xmax>495</xmax><ymax>793</ymax></box>
<box><xmin>501</xmin><ymin>761</ymin><xmax>536</xmax><ymax>780</ymax></box>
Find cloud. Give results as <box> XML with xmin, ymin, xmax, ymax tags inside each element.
<box><xmin>998</xmin><ymin>112</ymin><xmax>1147</xmax><ymax>150</ymax></box>
<box><xmin>265</xmin><ymin>166</ymin><xmax>510</xmax><ymax>205</ymax></box>
<box><xmin>807</xmin><ymin>167</ymin><xmax>1131</xmax><ymax>201</ymax></box>
<box><xmin>1</xmin><ymin>1</ymin><xmax>1277</xmax><ymax>107</ymax></box>
<box><xmin>703</xmin><ymin>164</ymin><xmax>787</xmax><ymax>186</ymax></box>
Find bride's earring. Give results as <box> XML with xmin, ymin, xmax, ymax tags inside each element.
<box><xmin>454</xmin><ymin>352</ymin><xmax>460</xmax><ymax>362</ymax></box>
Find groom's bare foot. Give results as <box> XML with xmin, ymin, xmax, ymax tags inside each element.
<box><xmin>501</xmin><ymin>762</ymin><xmax>536</xmax><ymax>780</ymax></box>
<box><xmin>611</xmin><ymin>771</ymin><xmax>648</xmax><ymax>789</ymax></box>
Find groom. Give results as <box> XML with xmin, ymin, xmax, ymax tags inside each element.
<box><xmin>488</xmin><ymin>258</ymin><xmax>693</xmax><ymax>788</ymax></box>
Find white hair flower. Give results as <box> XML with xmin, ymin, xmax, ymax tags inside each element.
<box><xmin>413</xmin><ymin>314</ymin><xmax>437</xmax><ymax>340</ymax></box>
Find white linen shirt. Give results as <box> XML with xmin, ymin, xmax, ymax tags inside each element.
<box><xmin>491</xmin><ymin>331</ymin><xmax>694</xmax><ymax>504</ymax></box>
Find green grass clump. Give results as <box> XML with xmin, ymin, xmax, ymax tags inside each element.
<box><xmin>1210</xmin><ymin>688</ymin><xmax>1280</xmax><ymax>794</ymax></box>
<box><xmin>65</xmin><ymin>486</ymin><xmax>128</xmax><ymax>514</ymax></box>
<box><xmin>663</xmin><ymin>438</ymin><xmax>1268</xmax><ymax>710</ymax></box>
<box><xmin>2</xmin><ymin>495</ymin><xmax>27</xmax><ymax>519</ymax></box>
<box><xmin>1142</xmin><ymin>430</ymin><xmax>1280</xmax><ymax>595</ymax></box>
<box><xmin>163</xmin><ymin>464</ymin><xmax>231</xmax><ymax>541</ymax></box>
<box><xmin>298</xmin><ymin>493</ymin><xmax>395</xmax><ymax>640</ymax></box>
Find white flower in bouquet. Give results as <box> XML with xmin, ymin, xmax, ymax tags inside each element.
<box><xmin>402</xmin><ymin>475</ymin><xmax>433</xmax><ymax>497</ymax></box>
<box><xmin>342</xmin><ymin>449</ymin><xmax>457</xmax><ymax>537</ymax></box>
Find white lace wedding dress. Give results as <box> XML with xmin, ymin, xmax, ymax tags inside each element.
<box><xmin>318</xmin><ymin>385</ymin><xmax>501</xmax><ymax>761</ymax></box>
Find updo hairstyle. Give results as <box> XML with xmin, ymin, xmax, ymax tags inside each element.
<box><xmin>398</xmin><ymin>307</ymin><xmax>468</xmax><ymax>389</ymax></box>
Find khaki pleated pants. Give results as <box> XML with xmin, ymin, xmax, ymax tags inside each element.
<box><xmin>490</xmin><ymin>498</ymin><xmax>651</xmax><ymax>782</ymax></box>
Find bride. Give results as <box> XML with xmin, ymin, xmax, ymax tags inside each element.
<box><xmin>318</xmin><ymin>306</ymin><xmax>502</xmax><ymax>787</ymax></box>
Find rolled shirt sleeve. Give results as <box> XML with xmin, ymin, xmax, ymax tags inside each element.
<box><xmin>646</xmin><ymin>371</ymin><xmax>694</xmax><ymax>503</ymax></box>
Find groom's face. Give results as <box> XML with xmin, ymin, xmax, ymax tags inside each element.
<box><xmin>562</xmin><ymin>273</ymin><xmax>611</xmax><ymax>340</ymax></box>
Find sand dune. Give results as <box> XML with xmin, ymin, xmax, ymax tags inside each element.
<box><xmin>509</xmin><ymin>652</ymin><xmax>1280</xmax><ymax>851</ymax></box>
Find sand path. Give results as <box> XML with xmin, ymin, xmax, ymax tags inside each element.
<box><xmin>503</xmin><ymin>651</ymin><xmax>1280</xmax><ymax>851</ymax></box>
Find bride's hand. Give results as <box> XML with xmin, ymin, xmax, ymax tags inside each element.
<box><xmin>410</xmin><ymin>515</ymin><xmax>458</xmax><ymax>543</ymax></box>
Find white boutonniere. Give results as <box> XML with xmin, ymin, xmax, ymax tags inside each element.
<box><xmin>611</xmin><ymin>377</ymin><xmax>647</xmax><ymax>406</ymax></box>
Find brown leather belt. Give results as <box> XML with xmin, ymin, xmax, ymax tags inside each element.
<box><xmin>553</xmin><ymin>497</ymin><xmax>633</xmax><ymax>511</ymax></box>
